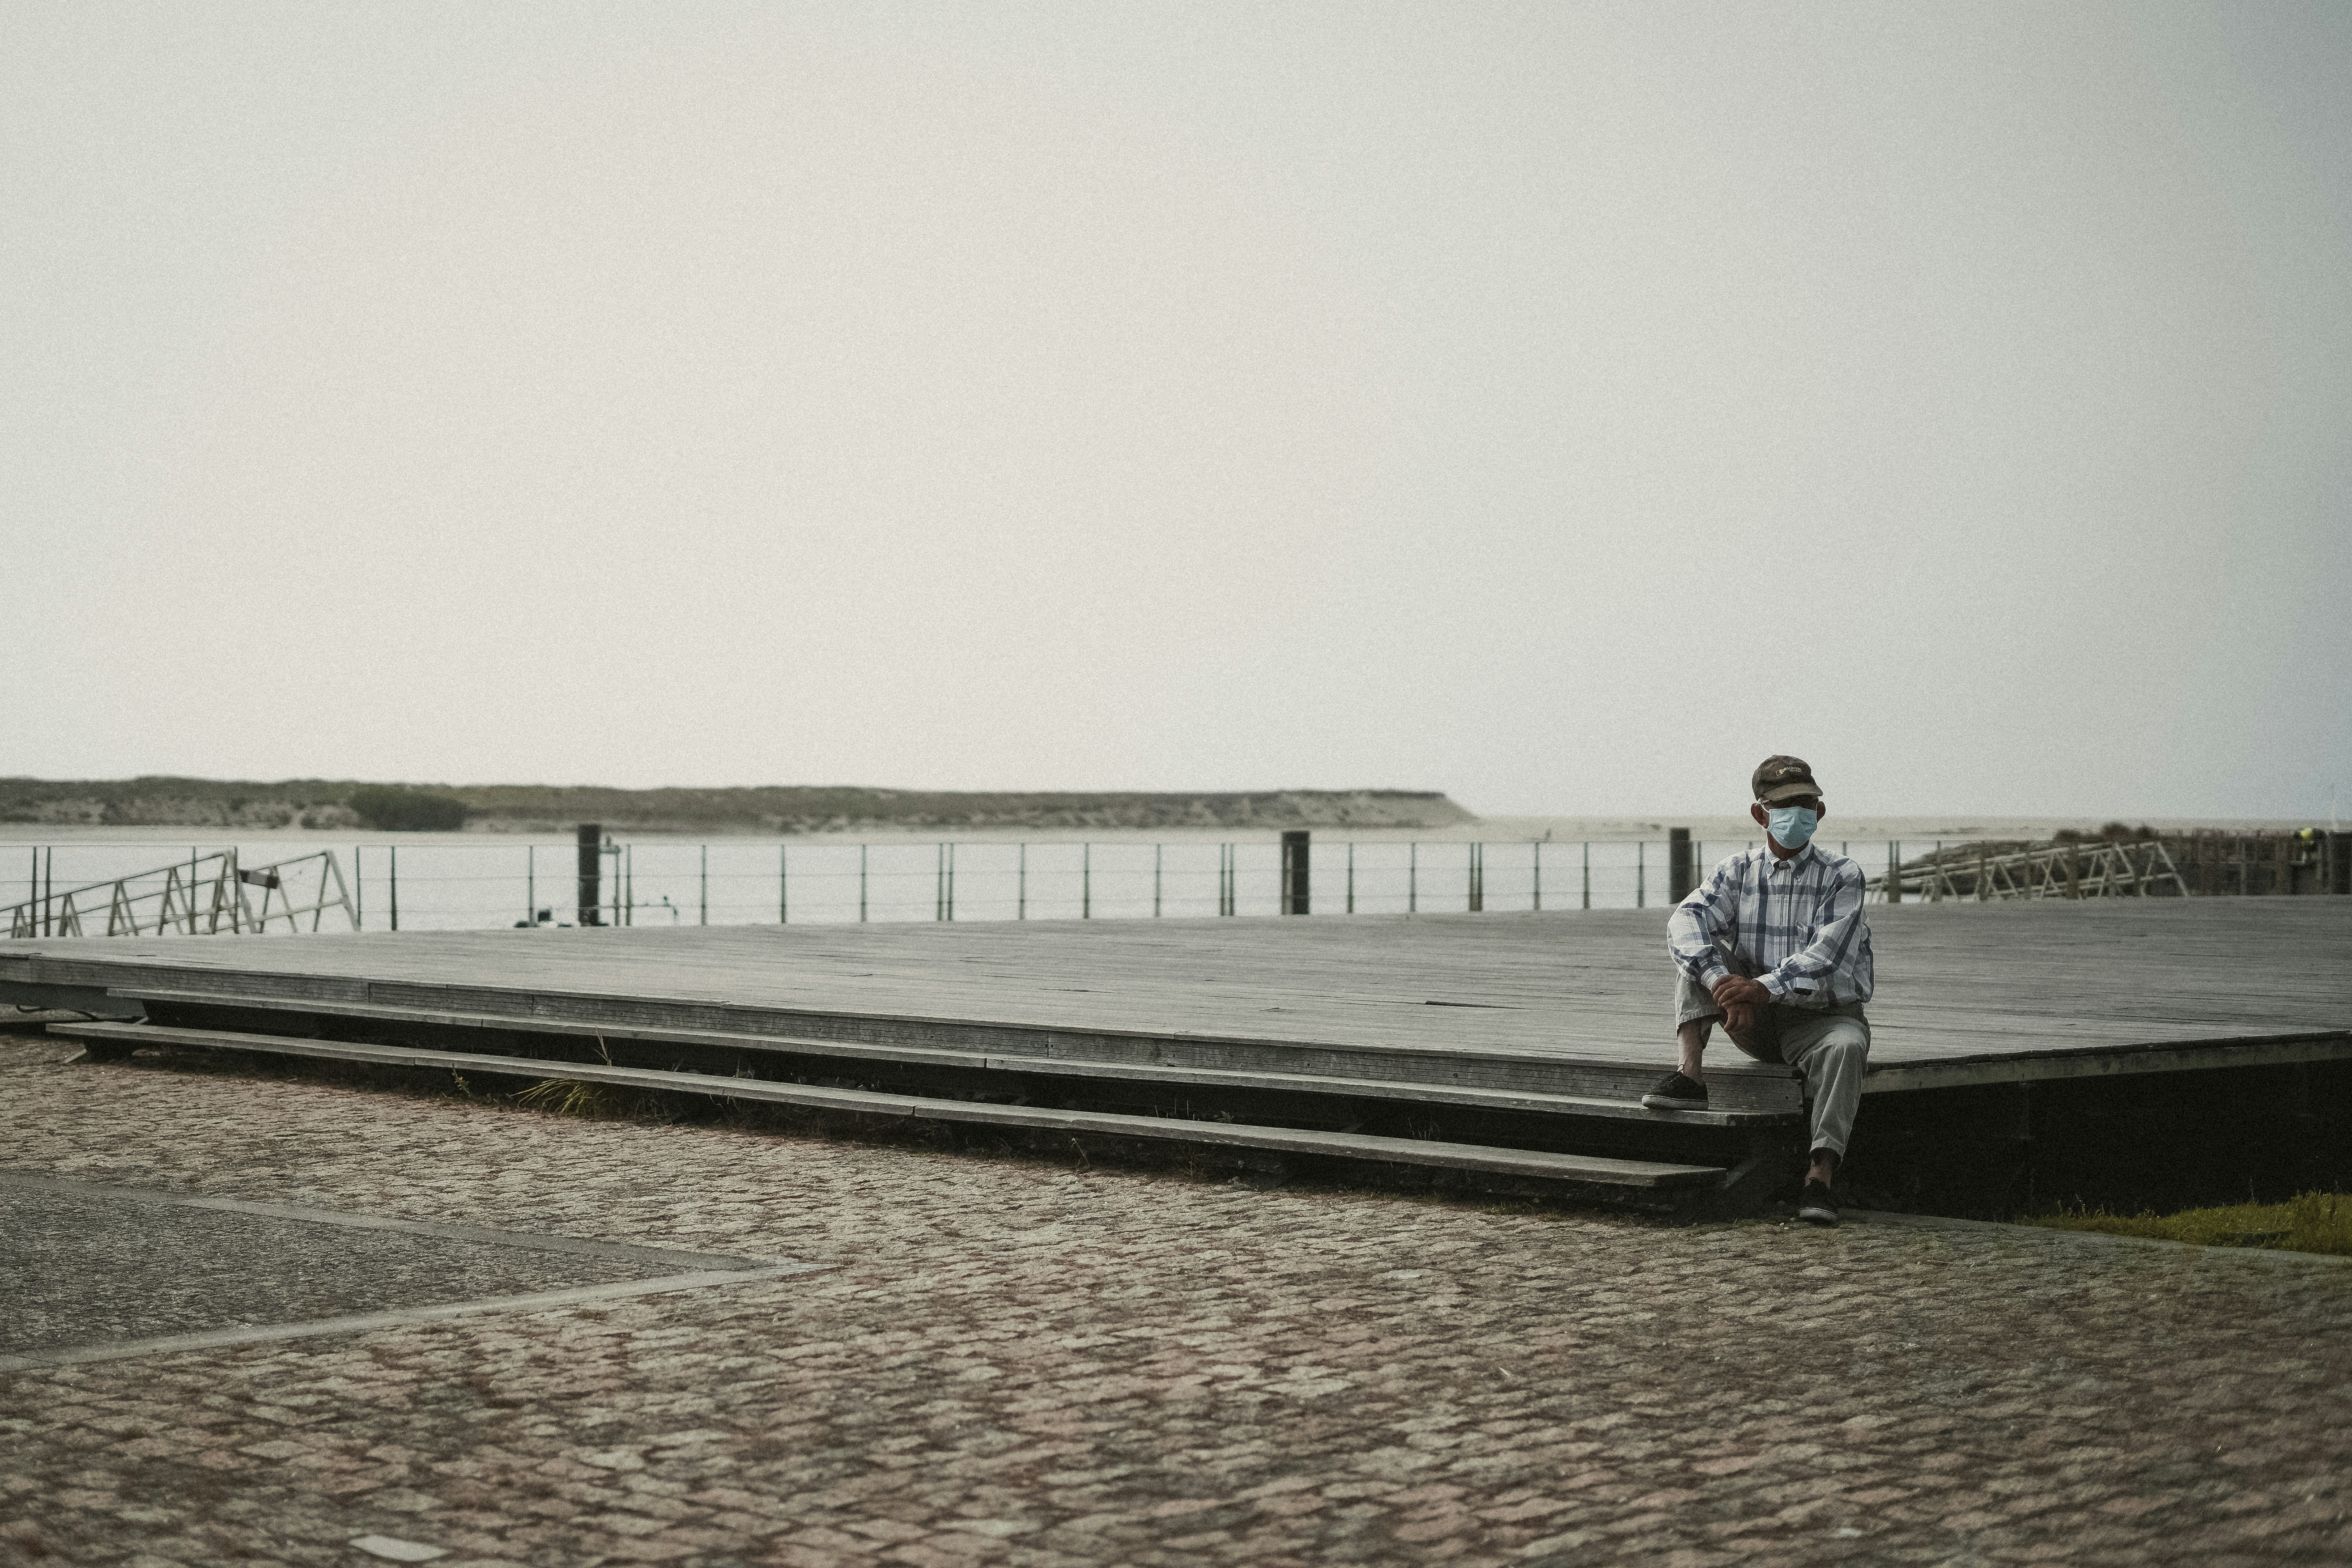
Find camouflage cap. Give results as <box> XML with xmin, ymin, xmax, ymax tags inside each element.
<box><xmin>1752</xmin><ymin>755</ymin><xmax>1820</xmax><ymax>804</ymax></box>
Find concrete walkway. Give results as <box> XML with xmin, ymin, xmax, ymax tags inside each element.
<box><xmin>2</xmin><ymin>1034</ymin><xmax>2348</xmax><ymax>1567</ymax></box>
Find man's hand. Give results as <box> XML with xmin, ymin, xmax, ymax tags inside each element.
<box><xmin>1710</xmin><ymin>975</ymin><xmax>1769</xmax><ymax>1011</ymax></box>
<box><xmin>1711</xmin><ymin>975</ymin><xmax>1769</xmax><ymax>1046</ymax></box>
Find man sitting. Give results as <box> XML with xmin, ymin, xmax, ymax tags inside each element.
<box><xmin>1643</xmin><ymin>754</ymin><xmax>1874</xmax><ymax>1226</ymax></box>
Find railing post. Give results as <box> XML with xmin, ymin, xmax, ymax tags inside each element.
<box><xmin>859</xmin><ymin>845</ymin><xmax>868</xmax><ymax>922</ymax></box>
<box><xmin>1347</xmin><ymin>841</ymin><xmax>1356</xmax><ymax>914</ymax></box>
<box><xmin>1281</xmin><ymin>831</ymin><xmax>1310</xmax><ymax>915</ymax></box>
<box><xmin>946</xmin><ymin>842</ymin><xmax>955</xmax><ymax>921</ymax></box>
<box><xmin>1531</xmin><ymin>841</ymin><xmax>1541</xmax><ymax>911</ymax></box>
<box><xmin>390</xmin><ymin>846</ymin><xmax>400</xmax><ymax>932</ymax></box>
<box><xmin>1636</xmin><ymin>841</ymin><xmax>1646</xmax><ymax>909</ymax></box>
<box><xmin>576</xmin><ymin>824</ymin><xmax>602</xmax><ymax>926</ymax></box>
<box><xmin>323</xmin><ymin>849</ymin><xmax>353</xmax><ymax>932</ymax></box>
<box><xmin>1081</xmin><ymin>843</ymin><xmax>1091</xmax><ymax>919</ymax></box>
<box><xmin>779</xmin><ymin>844</ymin><xmax>788</xmax><ymax>924</ymax></box>
<box><xmin>1582</xmin><ymin>841</ymin><xmax>1590</xmax><ymax>910</ymax></box>
<box><xmin>1153</xmin><ymin>844</ymin><xmax>1162</xmax><ymax>918</ymax></box>
<box><xmin>1667</xmin><ymin>828</ymin><xmax>1693</xmax><ymax>904</ymax></box>
<box><xmin>1018</xmin><ymin>843</ymin><xmax>1026</xmax><ymax>919</ymax></box>
<box><xmin>526</xmin><ymin>844</ymin><xmax>536</xmax><ymax>926</ymax></box>
<box><xmin>1408</xmin><ymin>842</ymin><xmax>1417</xmax><ymax>914</ymax></box>
<box><xmin>353</xmin><ymin>845</ymin><xmax>362</xmax><ymax>930</ymax></box>
<box><xmin>1886</xmin><ymin>840</ymin><xmax>1902</xmax><ymax>903</ymax></box>
<box><xmin>1467</xmin><ymin>841</ymin><xmax>1482</xmax><ymax>912</ymax></box>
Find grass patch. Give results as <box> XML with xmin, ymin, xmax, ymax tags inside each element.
<box><xmin>2023</xmin><ymin>1191</ymin><xmax>2352</xmax><ymax>1257</ymax></box>
<box><xmin>513</xmin><ymin>1077</ymin><xmax>625</xmax><ymax>1118</ymax></box>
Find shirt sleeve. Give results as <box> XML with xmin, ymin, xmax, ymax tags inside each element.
<box><xmin>1758</xmin><ymin>861</ymin><xmax>1868</xmax><ymax>999</ymax></box>
<box><xmin>1666</xmin><ymin>858</ymin><xmax>1738</xmax><ymax>989</ymax></box>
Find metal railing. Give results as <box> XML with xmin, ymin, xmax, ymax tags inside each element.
<box><xmin>5</xmin><ymin>849</ymin><xmax>357</xmax><ymax>938</ymax></box>
<box><xmin>13</xmin><ymin>831</ymin><xmax>2291</xmax><ymax>939</ymax></box>
<box><xmin>0</xmin><ymin>835</ymin><xmax>1979</xmax><ymax>937</ymax></box>
<box><xmin>469</xmin><ymin>837</ymin><xmax>1718</xmax><ymax>930</ymax></box>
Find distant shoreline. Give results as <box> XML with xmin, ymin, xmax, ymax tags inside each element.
<box><xmin>2</xmin><ymin>778</ymin><xmax>2322</xmax><ymax>843</ymax></box>
<box><xmin>0</xmin><ymin>777</ymin><xmax>1474</xmax><ymax>836</ymax></box>
<box><xmin>0</xmin><ymin>813</ymin><xmax>2323</xmax><ymax>849</ymax></box>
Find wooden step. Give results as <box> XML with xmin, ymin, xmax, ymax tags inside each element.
<box><xmin>15</xmin><ymin>951</ymin><xmax>1805</xmax><ymax>1113</ymax></box>
<box><xmin>116</xmin><ymin>987</ymin><xmax>1797</xmax><ymax>1128</ymax></box>
<box><xmin>53</xmin><ymin>1021</ymin><xmax>1731</xmax><ymax>1191</ymax></box>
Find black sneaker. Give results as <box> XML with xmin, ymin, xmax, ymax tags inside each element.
<box><xmin>1640</xmin><ymin>1071</ymin><xmax>1708</xmax><ymax>1111</ymax></box>
<box><xmin>1797</xmin><ymin>1178</ymin><xmax>1839</xmax><ymax>1226</ymax></box>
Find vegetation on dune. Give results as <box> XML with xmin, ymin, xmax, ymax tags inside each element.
<box><xmin>0</xmin><ymin>776</ymin><xmax>1471</xmax><ymax>833</ymax></box>
<box><xmin>2052</xmin><ymin>821</ymin><xmax>2161</xmax><ymax>843</ymax></box>
<box><xmin>2022</xmin><ymin>1192</ymin><xmax>2352</xmax><ymax>1258</ymax></box>
<box><xmin>346</xmin><ymin>785</ymin><xmax>469</xmax><ymax>832</ymax></box>
<box><xmin>0</xmin><ymin>775</ymin><xmax>366</xmax><ymax>829</ymax></box>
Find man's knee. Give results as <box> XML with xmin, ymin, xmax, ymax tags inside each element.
<box><xmin>1817</xmin><ymin>1022</ymin><xmax>1869</xmax><ymax>1068</ymax></box>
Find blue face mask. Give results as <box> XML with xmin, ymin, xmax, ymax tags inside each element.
<box><xmin>1767</xmin><ymin>805</ymin><xmax>1819</xmax><ymax>850</ymax></box>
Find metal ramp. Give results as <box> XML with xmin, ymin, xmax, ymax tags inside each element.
<box><xmin>1876</xmin><ymin>839</ymin><xmax>2190</xmax><ymax>902</ymax></box>
<box><xmin>5</xmin><ymin>850</ymin><xmax>356</xmax><ymax>939</ymax></box>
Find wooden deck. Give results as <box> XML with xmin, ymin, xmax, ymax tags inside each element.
<box><xmin>8</xmin><ymin>899</ymin><xmax>2348</xmax><ymax>1101</ymax></box>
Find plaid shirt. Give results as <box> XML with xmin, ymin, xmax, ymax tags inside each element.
<box><xmin>1667</xmin><ymin>842</ymin><xmax>1875</xmax><ymax>1007</ymax></box>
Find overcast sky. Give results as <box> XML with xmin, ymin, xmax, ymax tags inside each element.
<box><xmin>7</xmin><ymin>2</ymin><xmax>2348</xmax><ymax>820</ymax></box>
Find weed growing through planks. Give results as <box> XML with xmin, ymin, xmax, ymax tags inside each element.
<box><xmin>515</xmin><ymin>1077</ymin><xmax>622</xmax><ymax>1118</ymax></box>
<box><xmin>2022</xmin><ymin>1191</ymin><xmax>2352</xmax><ymax>1257</ymax></box>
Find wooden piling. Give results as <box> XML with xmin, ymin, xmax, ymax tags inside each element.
<box><xmin>576</xmin><ymin>824</ymin><xmax>602</xmax><ymax>927</ymax></box>
<box><xmin>1281</xmin><ymin>831</ymin><xmax>1310</xmax><ymax>916</ymax></box>
<box><xmin>1667</xmin><ymin>828</ymin><xmax>1693</xmax><ymax>904</ymax></box>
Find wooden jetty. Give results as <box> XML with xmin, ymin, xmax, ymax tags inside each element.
<box><xmin>8</xmin><ymin>899</ymin><xmax>2348</xmax><ymax>1216</ymax></box>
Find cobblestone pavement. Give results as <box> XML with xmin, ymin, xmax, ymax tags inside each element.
<box><xmin>2</xmin><ymin>1035</ymin><xmax>2348</xmax><ymax>1568</ymax></box>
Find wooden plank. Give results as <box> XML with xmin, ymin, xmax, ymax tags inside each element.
<box><xmin>111</xmin><ymin>986</ymin><xmax>1796</xmax><ymax>1127</ymax></box>
<box><xmin>11</xmin><ymin>943</ymin><xmax>1810</xmax><ymax>1110</ymax></box>
<box><xmin>1864</xmin><ymin>1033</ymin><xmax>2352</xmax><ymax>1092</ymax></box>
<box><xmin>52</xmin><ymin>1022</ymin><xmax>1730</xmax><ymax>1190</ymax></box>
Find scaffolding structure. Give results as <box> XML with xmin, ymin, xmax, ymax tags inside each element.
<box><xmin>1875</xmin><ymin>840</ymin><xmax>2190</xmax><ymax>902</ymax></box>
<box><xmin>6</xmin><ymin>850</ymin><xmax>357</xmax><ymax>939</ymax></box>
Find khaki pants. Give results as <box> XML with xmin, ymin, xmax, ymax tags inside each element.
<box><xmin>1676</xmin><ymin>971</ymin><xmax>1870</xmax><ymax>1159</ymax></box>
